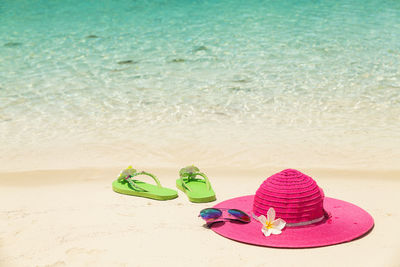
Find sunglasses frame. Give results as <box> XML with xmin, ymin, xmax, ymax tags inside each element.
<box><xmin>199</xmin><ymin>208</ymin><xmax>251</xmax><ymax>224</ymax></box>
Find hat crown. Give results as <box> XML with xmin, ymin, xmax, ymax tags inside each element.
<box><xmin>253</xmin><ymin>169</ymin><xmax>325</xmax><ymax>224</ymax></box>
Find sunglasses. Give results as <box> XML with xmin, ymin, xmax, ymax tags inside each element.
<box><xmin>199</xmin><ymin>208</ymin><xmax>251</xmax><ymax>224</ymax></box>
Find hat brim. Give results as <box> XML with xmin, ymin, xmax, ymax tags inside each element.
<box><xmin>210</xmin><ymin>195</ymin><xmax>374</xmax><ymax>248</ymax></box>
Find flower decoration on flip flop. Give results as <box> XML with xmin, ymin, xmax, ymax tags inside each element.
<box><xmin>257</xmin><ymin>207</ymin><xmax>286</xmax><ymax>237</ymax></box>
<box><xmin>179</xmin><ymin>165</ymin><xmax>200</xmax><ymax>177</ymax></box>
<box><xmin>118</xmin><ymin>166</ymin><xmax>137</xmax><ymax>180</ymax></box>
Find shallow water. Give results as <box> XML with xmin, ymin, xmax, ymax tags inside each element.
<box><xmin>1</xmin><ymin>0</ymin><xmax>400</xmax><ymax>171</ymax></box>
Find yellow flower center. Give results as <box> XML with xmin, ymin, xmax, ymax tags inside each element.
<box><xmin>265</xmin><ymin>221</ymin><xmax>273</xmax><ymax>229</ymax></box>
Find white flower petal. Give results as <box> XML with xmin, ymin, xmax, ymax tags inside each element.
<box><xmin>272</xmin><ymin>218</ymin><xmax>286</xmax><ymax>230</ymax></box>
<box><xmin>258</xmin><ymin>215</ymin><xmax>267</xmax><ymax>224</ymax></box>
<box><xmin>262</xmin><ymin>228</ymin><xmax>272</xmax><ymax>237</ymax></box>
<box><xmin>267</xmin><ymin>207</ymin><xmax>276</xmax><ymax>222</ymax></box>
<box><xmin>270</xmin><ymin>228</ymin><xmax>282</xmax><ymax>235</ymax></box>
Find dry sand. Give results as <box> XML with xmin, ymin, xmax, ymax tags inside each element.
<box><xmin>1</xmin><ymin>167</ymin><xmax>400</xmax><ymax>267</ymax></box>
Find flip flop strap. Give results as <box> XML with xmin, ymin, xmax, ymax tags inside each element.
<box><xmin>194</xmin><ymin>172</ymin><xmax>211</xmax><ymax>190</ymax></box>
<box><xmin>124</xmin><ymin>176</ymin><xmax>147</xmax><ymax>192</ymax></box>
<box><xmin>125</xmin><ymin>171</ymin><xmax>162</xmax><ymax>192</ymax></box>
<box><xmin>181</xmin><ymin>172</ymin><xmax>211</xmax><ymax>191</ymax></box>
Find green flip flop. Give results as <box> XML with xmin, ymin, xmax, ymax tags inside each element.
<box><xmin>112</xmin><ymin>166</ymin><xmax>178</xmax><ymax>200</ymax></box>
<box><xmin>176</xmin><ymin>165</ymin><xmax>216</xmax><ymax>203</ymax></box>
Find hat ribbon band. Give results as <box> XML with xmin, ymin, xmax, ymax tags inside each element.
<box><xmin>252</xmin><ymin>213</ymin><xmax>325</xmax><ymax>227</ymax></box>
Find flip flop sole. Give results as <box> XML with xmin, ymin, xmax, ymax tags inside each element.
<box><xmin>113</xmin><ymin>180</ymin><xmax>178</xmax><ymax>200</ymax></box>
<box><xmin>176</xmin><ymin>179</ymin><xmax>216</xmax><ymax>203</ymax></box>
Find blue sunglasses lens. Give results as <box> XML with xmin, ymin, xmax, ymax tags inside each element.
<box><xmin>200</xmin><ymin>208</ymin><xmax>222</xmax><ymax>220</ymax></box>
<box><xmin>228</xmin><ymin>209</ymin><xmax>251</xmax><ymax>222</ymax></box>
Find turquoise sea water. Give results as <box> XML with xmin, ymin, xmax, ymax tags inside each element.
<box><xmin>1</xmin><ymin>0</ymin><xmax>400</xmax><ymax>171</ymax></box>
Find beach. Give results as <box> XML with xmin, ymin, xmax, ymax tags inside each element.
<box><xmin>1</xmin><ymin>0</ymin><xmax>400</xmax><ymax>265</ymax></box>
<box><xmin>1</xmin><ymin>167</ymin><xmax>400</xmax><ymax>266</ymax></box>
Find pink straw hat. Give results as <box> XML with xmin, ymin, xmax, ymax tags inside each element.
<box><xmin>210</xmin><ymin>169</ymin><xmax>374</xmax><ymax>248</ymax></box>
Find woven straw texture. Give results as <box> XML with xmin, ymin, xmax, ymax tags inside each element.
<box><xmin>253</xmin><ymin>169</ymin><xmax>324</xmax><ymax>223</ymax></box>
<box><xmin>210</xmin><ymin>169</ymin><xmax>374</xmax><ymax>248</ymax></box>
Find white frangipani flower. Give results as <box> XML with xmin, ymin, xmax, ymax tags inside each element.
<box><xmin>257</xmin><ymin>208</ymin><xmax>286</xmax><ymax>237</ymax></box>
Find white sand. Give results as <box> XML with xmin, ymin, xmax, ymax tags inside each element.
<box><xmin>1</xmin><ymin>167</ymin><xmax>400</xmax><ymax>267</ymax></box>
